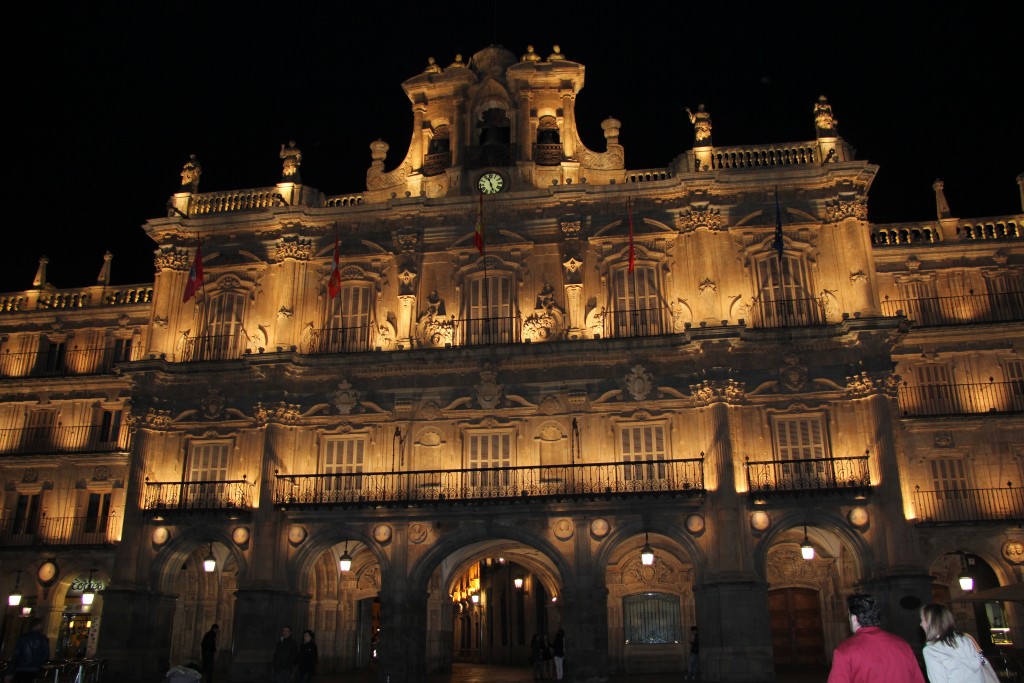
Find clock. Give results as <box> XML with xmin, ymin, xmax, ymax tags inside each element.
<box><xmin>38</xmin><ymin>560</ymin><xmax>59</xmax><ymax>585</ymax></box>
<box><xmin>477</xmin><ymin>172</ymin><xmax>504</xmax><ymax>194</ymax></box>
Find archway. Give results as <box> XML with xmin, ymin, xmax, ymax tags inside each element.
<box><xmin>52</xmin><ymin>566</ymin><xmax>108</xmax><ymax>660</ymax></box>
<box><xmin>928</xmin><ymin>551</ymin><xmax>1014</xmax><ymax>649</ymax></box>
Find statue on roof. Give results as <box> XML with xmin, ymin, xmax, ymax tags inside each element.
<box><xmin>685</xmin><ymin>104</ymin><xmax>713</xmax><ymax>146</ymax></box>
<box><xmin>448</xmin><ymin>54</ymin><xmax>466</xmax><ymax>68</ymax></box>
<box><xmin>279</xmin><ymin>141</ymin><xmax>302</xmax><ymax>183</ymax></box>
<box><xmin>814</xmin><ymin>95</ymin><xmax>839</xmax><ymax>136</ymax></box>
<box><xmin>180</xmin><ymin>154</ymin><xmax>202</xmax><ymax>193</ymax></box>
<box><xmin>423</xmin><ymin>57</ymin><xmax>442</xmax><ymax>73</ymax></box>
<box><xmin>521</xmin><ymin>45</ymin><xmax>541</xmax><ymax>62</ymax></box>
<box><xmin>548</xmin><ymin>45</ymin><xmax>566</xmax><ymax>61</ymax></box>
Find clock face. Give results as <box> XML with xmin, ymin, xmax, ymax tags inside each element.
<box><xmin>38</xmin><ymin>560</ymin><xmax>58</xmax><ymax>584</ymax></box>
<box><xmin>477</xmin><ymin>172</ymin><xmax>504</xmax><ymax>194</ymax></box>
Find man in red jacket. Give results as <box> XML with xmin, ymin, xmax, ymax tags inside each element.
<box><xmin>827</xmin><ymin>594</ymin><xmax>925</xmax><ymax>683</ymax></box>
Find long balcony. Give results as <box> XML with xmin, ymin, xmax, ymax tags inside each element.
<box><xmin>180</xmin><ymin>334</ymin><xmax>249</xmax><ymax>362</ymax></box>
<box><xmin>455</xmin><ymin>316</ymin><xmax>522</xmax><ymax>346</ymax></box>
<box><xmin>0</xmin><ymin>514</ymin><xmax>120</xmax><ymax>547</ymax></box>
<box><xmin>913</xmin><ymin>485</ymin><xmax>1023</xmax><ymax>524</ymax></box>
<box><xmin>603</xmin><ymin>307</ymin><xmax>671</xmax><ymax>339</ymax></box>
<box><xmin>0</xmin><ymin>343</ymin><xmax>142</xmax><ymax>378</ymax></box>
<box><xmin>882</xmin><ymin>292</ymin><xmax>1024</xmax><ymax>326</ymax></box>
<box><xmin>748</xmin><ymin>296</ymin><xmax>826</xmax><ymax>328</ymax></box>
<box><xmin>744</xmin><ymin>455</ymin><xmax>871</xmax><ymax>496</ymax></box>
<box><xmin>897</xmin><ymin>381</ymin><xmax>1024</xmax><ymax>417</ymax></box>
<box><xmin>0</xmin><ymin>423</ymin><xmax>130</xmax><ymax>455</ymax></box>
<box><xmin>305</xmin><ymin>326</ymin><xmax>374</xmax><ymax>354</ymax></box>
<box><xmin>143</xmin><ymin>478</ymin><xmax>252</xmax><ymax>514</ymax></box>
<box><xmin>275</xmin><ymin>459</ymin><xmax>705</xmax><ymax>508</ymax></box>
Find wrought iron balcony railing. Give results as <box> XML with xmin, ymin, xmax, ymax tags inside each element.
<box><xmin>143</xmin><ymin>478</ymin><xmax>252</xmax><ymax>512</ymax></box>
<box><xmin>882</xmin><ymin>292</ymin><xmax>1024</xmax><ymax>326</ymax></box>
<box><xmin>744</xmin><ymin>455</ymin><xmax>871</xmax><ymax>494</ymax></box>
<box><xmin>180</xmin><ymin>334</ymin><xmax>248</xmax><ymax>362</ymax></box>
<box><xmin>603</xmin><ymin>307</ymin><xmax>670</xmax><ymax>339</ymax></box>
<box><xmin>454</xmin><ymin>316</ymin><xmax>521</xmax><ymax>346</ymax></box>
<box><xmin>304</xmin><ymin>326</ymin><xmax>374</xmax><ymax>354</ymax></box>
<box><xmin>749</xmin><ymin>296</ymin><xmax>827</xmax><ymax>328</ymax></box>
<box><xmin>532</xmin><ymin>143</ymin><xmax>564</xmax><ymax>166</ymax></box>
<box><xmin>0</xmin><ymin>343</ymin><xmax>142</xmax><ymax>378</ymax></box>
<box><xmin>0</xmin><ymin>423</ymin><xmax>130</xmax><ymax>455</ymax></box>
<box><xmin>913</xmin><ymin>485</ymin><xmax>1023</xmax><ymax>524</ymax></box>
<box><xmin>275</xmin><ymin>458</ymin><xmax>705</xmax><ymax>508</ymax></box>
<box><xmin>0</xmin><ymin>514</ymin><xmax>120</xmax><ymax>547</ymax></box>
<box><xmin>897</xmin><ymin>381</ymin><xmax>1024</xmax><ymax>417</ymax></box>
<box><xmin>422</xmin><ymin>151</ymin><xmax>452</xmax><ymax>176</ymax></box>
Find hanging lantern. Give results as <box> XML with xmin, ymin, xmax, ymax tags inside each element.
<box><xmin>339</xmin><ymin>541</ymin><xmax>352</xmax><ymax>573</ymax></box>
<box><xmin>800</xmin><ymin>526</ymin><xmax>815</xmax><ymax>560</ymax></box>
<box><xmin>203</xmin><ymin>543</ymin><xmax>217</xmax><ymax>573</ymax></box>
<box><xmin>641</xmin><ymin>532</ymin><xmax>655</xmax><ymax>566</ymax></box>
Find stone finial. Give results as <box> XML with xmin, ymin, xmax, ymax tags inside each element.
<box><xmin>180</xmin><ymin>154</ymin><xmax>201</xmax><ymax>193</ymax></box>
<box><xmin>932</xmin><ymin>178</ymin><xmax>952</xmax><ymax>219</ymax></box>
<box><xmin>370</xmin><ymin>139</ymin><xmax>390</xmax><ymax>163</ymax></box>
<box><xmin>685</xmin><ymin>104</ymin><xmax>712</xmax><ymax>146</ymax></box>
<box><xmin>279</xmin><ymin>141</ymin><xmax>302</xmax><ymax>183</ymax></box>
<box><xmin>814</xmin><ymin>95</ymin><xmax>838</xmax><ymax>136</ymax></box>
<box><xmin>602</xmin><ymin>117</ymin><xmax>621</xmax><ymax>143</ymax></box>
<box><xmin>33</xmin><ymin>256</ymin><xmax>49</xmax><ymax>289</ymax></box>
<box><xmin>548</xmin><ymin>45</ymin><xmax>566</xmax><ymax>61</ymax></box>
<box><xmin>97</xmin><ymin>251</ymin><xmax>113</xmax><ymax>286</ymax></box>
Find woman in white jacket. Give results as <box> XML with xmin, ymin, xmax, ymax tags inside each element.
<box><xmin>920</xmin><ymin>603</ymin><xmax>985</xmax><ymax>683</ymax></box>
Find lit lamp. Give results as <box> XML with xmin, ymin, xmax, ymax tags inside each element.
<box><xmin>514</xmin><ymin>576</ymin><xmax>524</xmax><ymax>590</ymax></box>
<box><xmin>8</xmin><ymin>570</ymin><xmax>23</xmax><ymax>607</ymax></box>
<box><xmin>203</xmin><ymin>542</ymin><xmax>217</xmax><ymax>573</ymax></box>
<box><xmin>800</xmin><ymin>526</ymin><xmax>815</xmax><ymax>561</ymax></box>
<box><xmin>471</xmin><ymin>592</ymin><xmax>479</xmax><ymax>605</ymax></box>
<box><xmin>958</xmin><ymin>554</ymin><xmax>974</xmax><ymax>592</ymax></box>
<box><xmin>81</xmin><ymin>570</ymin><xmax>96</xmax><ymax>606</ymax></box>
<box><xmin>641</xmin><ymin>532</ymin><xmax>655</xmax><ymax>566</ymax></box>
<box><xmin>339</xmin><ymin>541</ymin><xmax>352</xmax><ymax>573</ymax></box>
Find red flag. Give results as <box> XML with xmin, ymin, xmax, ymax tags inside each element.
<box><xmin>183</xmin><ymin>243</ymin><xmax>204</xmax><ymax>303</ymax></box>
<box><xmin>328</xmin><ymin>234</ymin><xmax>342</xmax><ymax>298</ymax></box>
<box><xmin>627</xmin><ymin>198</ymin><xmax>636</xmax><ymax>273</ymax></box>
<box><xmin>474</xmin><ymin>193</ymin><xmax>485</xmax><ymax>254</ymax></box>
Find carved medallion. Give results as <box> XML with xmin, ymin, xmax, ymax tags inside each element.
<box><xmin>553</xmin><ymin>518</ymin><xmax>574</xmax><ymax>541</ymax></box>
<box><xmin>374</xmin><ymin>524</ymin><xmax>393</xmax><ymax>544</ymax></box>
<box><xmin>288</xmin><ymin>525</ymin><xmax>307</xmax><ymax>545</ymax></box>
<box><xmin>624</xmin><ymin>365</ymin><xmax>654</xmax><ymax>401</ymax></box>
<box><xmin>590</xmin><ymin>518</ymin><xmax>610</xmax><ymax>538</ymax></box>
<box><xmin>232</xmin><ymin>527</ymin><xmax>251</xmax><ymax>545</ymax></box>
<box><xmin>847</xmin><ymin>507</ymin><xmax>869</xmax><ymax>528</ymax></box>
<box><xmin>685</xmin><ymin>514</ymin><xmax>705</xmax><ymax>534</ymax></box>
<box><xmin>408</xmin><ymin>523</ymin><xmax>428</xmax><ymax>544</ymax></box>
<box><xmin>750</xmin><ymin>511</ymin><xmax>771</xmax><ymax>531</ymax></box>
<box><xmin>1003</xmin><ymin>540</ymin><xmax>1024</xmax><ymax>564</ymax></box>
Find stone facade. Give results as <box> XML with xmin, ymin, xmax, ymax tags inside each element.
<box><xmin>1</xmin><ymin>45</ymin><xmax>1022</xmax><ymax>683</ymax></box>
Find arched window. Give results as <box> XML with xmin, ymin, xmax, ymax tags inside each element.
<box><xmin>534</xmin><ymin>116</ymin><xmax>562</xmax><ymax>166</ymax></box>
<box><xmin>609</xmin><ymin>266</ymin><xmax>667</xmax><ymax>338</ymax></box>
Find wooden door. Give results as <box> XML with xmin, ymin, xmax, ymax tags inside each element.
<box><xmin>769</xmin><ymin>588</ymin><xmax>825</xmax><ymax>669</ymax></box>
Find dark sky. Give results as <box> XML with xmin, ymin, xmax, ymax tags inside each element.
<box><xmin>5</xmin><ymin>2</ymin><xmax>1021</xmax><ymax>293</ymax></box>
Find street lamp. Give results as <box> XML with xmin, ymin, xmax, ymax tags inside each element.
<box><xmin>641</xmin><ymin>533</ymin><xmax>655</xmax><ymax>566</ymax></box>
<box><xmin>514</xmin><ymin>576</ymin><xmax>524</xmax><ymax>590</ymax></box>
<box><xmin>339</xmin><ymin>541</ymin><xmax>352</xmax><ymax>573</ymax></box>
<box><xmin>958</xmin><ymin>553</ymin><xmax>974</xmax><ymax>592</ymax></box>
<box><xmin>203</xmin><ymin>542</ymin><xmax>217</xmax><ymax>573</ymax></box>
<box><xmin>800</xmin><ymin>526</ymin><xmax>815</xmax><ymax>561</ymax></box>
<box><xmin>81</xmin><ymin>570</ymin><xmax>96</xmax><ymax>606</ymax></box>
<box><xmin>7</xmin><ymin>571</ymin><xmax>22</xmax><ymax>607</ymax></box>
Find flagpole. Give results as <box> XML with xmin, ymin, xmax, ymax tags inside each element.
<box><xmin>628</xmin><ymin>198</ymin><xmax>639</xmax><ymax>336</ymax></box>
<box><xmin>476</xmin><ymin>193</ymin><xmax>489</xmax><ymax>344</ymax></box>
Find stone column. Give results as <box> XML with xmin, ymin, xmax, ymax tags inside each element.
<box><xmin>398</xmin><ymin>294</ymin><xmax>417</xmax><ymax>348</ymax></box>
<box><xmin>563</xmin><ymin>518</ymin><xmax>610</xmax><ymax>683</ymax></box>
<box><xmin>379</xmin><ymin>586</ymin><xmax>429</xmax><ymax>682</ymax></box>
<box><xmin>229</xmin><ymin>588</ymin><xmax>310</xmax><ymax>682</ymax></box>
<box><xmin>95</xmin><ymin>588</ymin><xmax>178</xmax><ymax>682</ymax></box>
<box><xmin>563</xmin><ymin>284</ymin><xmax>584</xmax><ymax>338</ymax></box>
<box><xmin>411</xmin><ymin>103</ymin><xmax>427</xmax><ymax>171</ymax></box>
<box><xmin>560</xmin><ymin>91</ymin><xmax>575</xmax><ymax>159</ymax></box>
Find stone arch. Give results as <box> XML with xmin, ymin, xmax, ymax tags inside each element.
<box><xmin>592</xmin><ymin>518</ymin><xmax>707</xmax><ymax>580</ymax></box>
<box><xmin>289</xmin><ymin>524</ymin><xmax>388</xmax><ymax>596</ymax></box>
<box><xmin>150</xmin><ymin>524</ymin><xmax>249</xmax><ymax>593</ymax></box>
<box><xmin>751</xmin><ymin>508</ymin><xmax>872</xmax><ymax>580</ymax></box>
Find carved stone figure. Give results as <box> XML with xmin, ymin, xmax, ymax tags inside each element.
<box><xmin>180</xmin><ymin>154</ymin><xmax>202</xmax><ymax>193</ymax></box>
<box><xmin>535</xmin><ymin>283</ymin><xmax>557</xmax><ymax>311</ymax></box>
<box><xmin>423</xmin><ymin>57</ymin><xmax>442</xmax><ymax>73</ymax></box>
<box><xmin>685</xmin><ymin>104</ymin><xmax>713</xmax><ymax>145</ymax></box>
<box><xmin>813</xmin><ymin>95</ymin><xmax>838</xmax><ymax>136</ymax></box>
<box><xmin>279</xmin><ymin>140</ymin><xmax>302</xmax><ymax>182</ymax></box>
<box><xmin>521</xmin><ymin>45</ymin><xmax>541</xmax><ymax>62</ymax></box>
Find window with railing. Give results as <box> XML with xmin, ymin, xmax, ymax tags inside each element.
<box><xmin>323</xmin><ymin>437</ymin><xmax>365</xmax><ymax>492</ymax></box>
<box><xmin>82</xmin><ymin>492</ymin><xmax>111</xmax><ymax>535</ymax></box>
<box><xmin>985</xmin><ymin>272</ymin><xmax>1024</xmax><ymax>321</ymax></box>
<box><xmin>610</xmin><ymin>266</ymin><xmax>667</xmax><ymax>338</ymax></box>
<box><xmin>12</xmin><ymin>493</ymin><xmax>41</xmax><ymax>536</ymax></box>
<box><xmin>467</xmin><ymin>432</ymin><xmax>512</xmax><ymax>489</ymax></box>
<box><xmin>38</xmin><ymin>338</ymin><xmax>67</xmax><ymax>375</ymax></box>
<box><xmin>752</xmin><ymin>255</ymin><xmax>823</xmax><ymax>327</ymax></box>
<box><xmin>621</xmin><ymin>424</ymin><xmax>668</xmax><ymax>481</ymax></box>
<box><xmin>930</xmin><ymin>457</ymin><xmax>969</xmax><ymax>501</ymax></box>
<box><xmin>313</xmin><ymin>283</ymin><xmax>374</xmax><ymax>354</ymax></box>
<box><xmin>916</xmin><ymin>364</ymin><xmax>957</xmax><ymax>414</ymax></box>
<box><xmin>23</xmin><ymin>410</ymin><xmax>56</xmax><ymax>451</ymax></box>
<box><xmin>772</xmin><ymin>414</ymin><xmax>830</xmax><ymax>483</ymax></box>
<box><xmin>186</xmin><ymin>291</ymin><xmax>246</xmax><ymax>361</ymax></box>
<box><xmin>623</xmin><ymin>593</ymin><xmax>681</xmax><ymax>645</ymax></box>
<box><xmin>463</xmin><ymin>274</ymin><xmax>517</xmax><ymax>345</ymax></box>
<box><xmin>896</xmin><ymin>278</ymin><xmax>942</xmax><ymax>325</ymax></box>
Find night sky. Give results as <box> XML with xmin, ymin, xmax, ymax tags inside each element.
<box><xmin>5</xmin><ymin>2</ymin><xmax>1021</xmax><ymax>293</ymax></box>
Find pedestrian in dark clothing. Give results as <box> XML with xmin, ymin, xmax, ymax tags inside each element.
<box><xmin>297</xmin><ymin>630</ymin><xmax>318</xmax><ymax>683</ymax></box>
<box><xmin>686</xmin><ymin>626</ymin><xmax>700</xmax><ymax>680</ymax></box>
<box><xmin>5</xmin><ymin>618</ymin><xmax>49</xmax><ymax>683</ymax></box>
<box><xmin>530</xmin><ymin>634</ymin><xmax>544</xmax><ymax>681</ymax></box>
<box><xmin>201</xmin><ymin>624</ymin><xmax>218</xmax><ymax>682</ymax></box>
<box><xmin>273</xmin><ymin>626</ymin><xmax>298</xmax><ymax>683</ymax></box>
<box><xmin>552</xmin><ymin>629</ymin><xmax>566</xmax><ymax>681</ymax></box>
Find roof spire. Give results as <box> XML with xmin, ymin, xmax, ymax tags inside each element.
<box><xmin>32</xmin><ymin>256</ymin><xmax>48</xmax><ymax>289</ymax></box>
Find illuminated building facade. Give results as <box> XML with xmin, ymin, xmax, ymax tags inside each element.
<box><xmin>1</xmin><ymin>45</ymin><xmax>1022</xmax><ymax>683</ymax></box>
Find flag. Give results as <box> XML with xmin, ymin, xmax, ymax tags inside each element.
<box><xmin>627</xmin><ymin>198</ymin><xmax>636</xmax><ymax>273</ymax></box>
<box><xmin>773</xmin><ymin>188</ymin><xmax>785</xmax><ymax>266</ymax></box>
<box><xmin>327</xmin><ymin>233</ymin><xmax>342</xmax><ymax>298</ymax></box>
<box><xmin>474</xmin><ymin>193</ymin><xmax>485</xmax><ymax>254</ymax></box>
<box><xmin>183</xmin><ymin>243</ymin><xmax>204</xmax><ymax>303</ymax></box>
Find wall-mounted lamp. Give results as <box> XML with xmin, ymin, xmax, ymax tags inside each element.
<box><xmin>470</xmin><ymin>592</ymin><xmax>479</xmax><ymax>605</ymax></box>
<box><xmin>339</xmin><ymin>541</ymin><xmax>352</xmax><ymax>573</ymax></box>
<box><xmin>514</xmin><ymin>576</ymin><xmax>524</xmax><ymax>590</ymax></box>
<box><xmin>203</xmin><ymin>542</ymin><xmax>217</xmax><ymax>573</ymax></box>
<box><xmin>641</xmin><ymin>533</ymin><xmax>655</xmax><ymax>566</ymax></box>
<box><xmin>20</xmin><ymin>606</ymin><xmax>32</xmax><ymax>617</ymax></box>
<box><xmin>958</xmin><ymin>553</ymin><xmax>974</xmax><ymax>592</ymax></box>
<box><xmin>81</xmin><ymin>570</ymin><xmax>96</xmax><ymax>606</ymax></box>
<box><xmin>8</xmin><ymin>570</ymin><xmax>23</xmax><ymax>607</ymax></box>
<box><xmin>800</xmin><ymin>526</ymin><xmax>815</xmax><ymax>561</ymax></box>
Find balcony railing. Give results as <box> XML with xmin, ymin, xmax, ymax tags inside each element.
<box><xmin>304</xmin><ymin>326</ymin><xmax>373</xmax><ymax>354</ymax></box>
<box><xmin>0</xmin><ymin>423</ymin><xmax>130</xmax><ymax>455</ymax></box>
<box><xmin>422</xmin><ymin>151</ymin><xmax>452</xmax><ymax>176</ymax></box>
<box><xmin>710</xmin><ymin>143</ymin><xmax>819</xmax><ymax>169</ymax></box>
<box><xmin>748</xmin><ymin>296</ymin><xmax>827</xmax><ymax>328</ymax></box>
<box><xmin>913</xmin><ymin>485</ymin><xmax>1023</xmax><ymax>524</ymax></box>
<box><xmin>180</xmin><ymin>334</ymin><xmax>248</xmax><ymax>362</ymax></box>
<box><xmin>143</xmin><ymin>478</ymin><xmax>252</xmax><ymax>512</ymax></box>
<box><xmin>532</xmin><ymin>143</ymin><xmax>564</xmax><ymax>166</ymax></box>
<box><xmin>882</xmin><ymin>293</ymin><xmax>1024</xmax><ymax>326</ymax></box>
<box><xmin>897</xmin><ymin>381</ymin><xmax>1024</xmax><ymax>417</ymax></box>
<box><xmin>0</xmin><ymin>514</ymin><xmax>120</xmax><ymax>547</ymax></box>
<box><xmin>275</xmin><ymin>458</ymin><xmax>705</xmax><ymax>507</ymax></box>
<box><xmin>603</xmin><ymin>307</ymin><xmax>670</xmax><ymax>339</ymax></box>
<box><xmin>0</xmin><ymin>343</ymin><xmax>142</xmax><ymax>378</ymax></box>
<box><xmin>744</xmin><ymin>455</ymin><xmax>871</xmax><ymax>494</ymax></box>
<box><xmin>454</xmin><ymin>316</ymin><xmax>521</xmax><ymax>346</ymax></box>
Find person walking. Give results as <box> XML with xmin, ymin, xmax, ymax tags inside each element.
<box><xmin>552</xmin><ymin>629</ymin><xmax>566</xmax><ymax>681</ymax></box>
<box><xmin>200</xmin><ymin>624</ymin><xmax>218</xmax><ymax>682</ymax></box>
<box><xmin>4</xmin><ymin>617</ymin><xmax>49</xmax><ymax>683</ymax></box>
<box><xmin>686</xmin><ymin>626</ymin><xmax>699</xmax><ymax>680</ymax></box>
<box><xmin>920</xmin><ymin>603</ymin><xmax>988</xmax><ymax>683</ymax></box>
<box><xmin>530</xmin><ymin>634</ymin><xmax>544</xmax><ymax>681</ymax></box>
<box><xmin>296</xmin><ymin>630</ymin><xmax>318</xmax><ymax>683</ymax></box>
<box><xmin>827</xmin><ymin>594</ymin><xmax>925</xmax><ymax>683</ymax></box>
<box><xmin>273</xmin><ymin>626</ymin><xmax>298</xmax><ymax>683</ymax></box>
